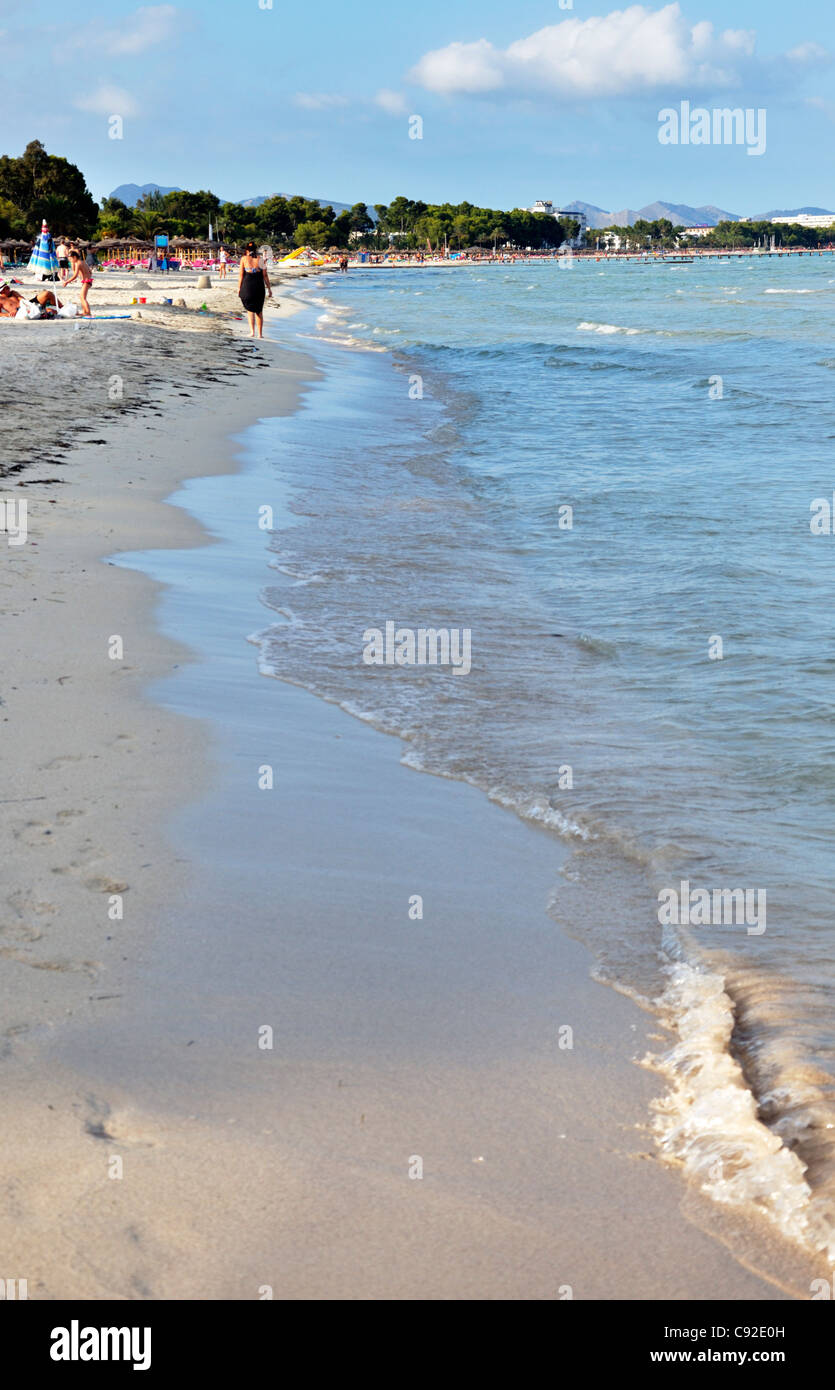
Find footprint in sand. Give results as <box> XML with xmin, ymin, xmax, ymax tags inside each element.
<box><xmin>81</xmin><ymin>1094</ymin><xmax>159</xmax><ymax>1149</ymax></box>
<box><xmin>0</xmin><ymin>922</ymin><xmax>44</xmax><ymax>944</ymax></box>
<box><xmin>12</xmin><ymin>812</ymin><xmax>84</xmax><ymax>844</ymax></box>
<box><xmin>39</xmin><ymin>754</ymin><xmax>87</xmax><ymax>770</ymax></box>
<box><xmin>13</xmin><ymin>820</ymin><xmax>58</xmax><ymax>846</ymax></box>
<box><xmin>85</xmin><ymin>877</ymin><xmax>129</xmax><ymax>895</ymax></box>
<box><xmin>0</xmin><ymin>947</ymin><xmax>99</xmax><ymax>976</ymax></box>
<box><xmin>6</xmin><ymin>890</ymin><xmax>56</xmax><ymax>919</ymax></box>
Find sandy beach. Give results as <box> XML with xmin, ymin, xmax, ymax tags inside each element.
<box><xmin>1</xmin><ymin>287</ymin><xmax>826</xmax><ymax>1300</ymax></box>
<box><xmin>1</xmin><ymin>263</ymin><xmax>319</xmax><ymax>479</ymax></box>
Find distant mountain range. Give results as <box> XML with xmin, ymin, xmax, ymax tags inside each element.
<box><xmin>751</xmin><ymin>206</ymin><xmax>835</xmax><ymax>220</ymax></box>
<box><xmin>563</xmin><ymin>200</ymin><xmax>741</xmax><ymax>228</ymax></box>
<box><xmin>109</xmin><ymin>182</ymin><xmax>183</xmax><ymax>205</ymax></box>
<box><xmin>561</xmin><ymin>200</ymin><xmax>835</xmax><ymax>227</ymax></box>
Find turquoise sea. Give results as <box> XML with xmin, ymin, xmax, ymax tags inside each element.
<box><xmin>253</xmin><ymin>253</ymin><xmax>835</xmax><ymax>1261</ymax></box>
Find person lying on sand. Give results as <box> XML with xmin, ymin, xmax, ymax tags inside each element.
<box><xmin>0</xmin><ymin>286</ymin><xmax>72</xmax><ymax>319</ymax></box>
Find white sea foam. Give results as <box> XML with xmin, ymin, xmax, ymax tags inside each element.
<box><xmin>645</xmin><ymin>961</ymin><xmax>835</xmax><ymax>1262</ymax></box>
<box><xmin>396</xmin><ymin>750</ymin><xmax>595</xmax><ymax>840</ymax></box>
<box><xmin>267</xmin><ymin>561</ymin><xmax>325</xmax><ymax>586</ymax></box>
<box><xmin>485</xmin><ymin>786</ymin><xmax>592</xmax><ymax>839</ymax></box>
<box><xmin>295</xmin><ymin>333</ymin><xmax>387</xmax><ymax>353</ymax></box>
<box><xmin>577</xmin><ymin>321</ymin><xmax>642</xmax><ymax>335</ymax></box>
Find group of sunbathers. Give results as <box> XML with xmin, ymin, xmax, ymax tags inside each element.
<box><xmin>0</xmin><ymin>285</ymin><xmax>79</xmax><ymax>320</ymax></box>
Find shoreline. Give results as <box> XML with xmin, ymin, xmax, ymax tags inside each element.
<box><xmin>340</xmin><ymin>247</ymin><xmax>835</xmax><ymax>268</ymax></box>
<box><xmin>0</xmin><ymin>301</ymin><xmax>821</xmax><ymax>1298</ymax></box>
<box><xmin>237</xmin><ymin>284</ymin><xmax>835</xmax><ymax>1288</ymax></box>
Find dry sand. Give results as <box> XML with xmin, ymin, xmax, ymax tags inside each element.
<box><xmin>0</xmin><ymin>264</ymin><xmax>314</xmax><ymax>481</ymax></box>
<box><xmin>0</xmin><ymin>305</ymin><xmax>822</xmax><ymax>1299</ymax></box>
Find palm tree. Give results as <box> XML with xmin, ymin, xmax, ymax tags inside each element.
<box><xmin>489</xmin><ymin>223</ymin><xmax>508</xmax><ymax>251</ymax></box>
<box><xmin>131</xmin><ymin>208</ymin><xmax>167</xmax><ymax>239</ymax></box>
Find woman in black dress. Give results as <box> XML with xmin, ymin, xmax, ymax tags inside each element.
<box><xmin>237</xmin><ymin>242</ymin><xmax>272</xmax><ymax>338</ymax></box>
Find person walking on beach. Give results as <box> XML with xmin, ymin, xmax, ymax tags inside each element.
<box><xmin>218</xmin><ymin>246</ymin><xmax>228</xmax><ymax>279</ymax></box>
<box><xmin>237</xmin><ymin>241</ymin><xmax>272</xmax><ymax>337</ymax></box>
<box><xmin>62</xmin><ymin>248</ymin><xmax>93</xmax><ymax>316</ymax></box>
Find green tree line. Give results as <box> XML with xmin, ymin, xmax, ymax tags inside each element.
<box><xmin>102</xmin><ymin>189</ymin><xmax>578</xmax><ymax>251</ymax></box>
<box><xmin>595</xmin><ymin>217</ymin><xmax>835</xmax><ymax>250</ymax></box>
<box><xmin>0</xmin><ymin>140</ymin><xmax>98</xmax><ymax>238</ymax></box>
<box><xmin>369</xmin><ymin>197</ymin><xmax>578</xmax><ymax>252</ymax></box>
<box><xmin>686</xmin><ymin>219</ymin><xmax>835</xmax><ymax>249</ymax></box>
<box><xmin>0</xmin><ymin>140</ymin><xmax>579</xmax><ymax>250</ymax></box>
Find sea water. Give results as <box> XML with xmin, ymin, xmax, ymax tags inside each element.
<box><xmin>252</xmin><ymin>254</ymin><xmax>835</xmax><ymax>1262</ymax></box>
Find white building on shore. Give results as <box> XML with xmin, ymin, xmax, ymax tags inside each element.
<box><xmin>528</xmin><ymin>200</ymin><xmax>587</xmax><ymax>247</ymax></box>
<box><xmin>769</xmin><ymin>213</ymin><xmax>835</xmax><ymax>228</ymax></box>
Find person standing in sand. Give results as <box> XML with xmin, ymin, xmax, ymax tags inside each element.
<box><xmin>218</xmin><ymin>246</ymin><xmax>228</xmax><ymax>279</ymax></box>
<box><xmin>56</xmin><ymin>238</ymin><xmax>70</xmax><ymax>282</ymax></box>
<box><xmin>237</xmin><ymin>241</ymin><xmax>272</xmax><ymax>338</ymax></box>
<box><xmin>62</xmin><ymin>249</ymin><xmax>93</xmax><ymax>316</ymax></box>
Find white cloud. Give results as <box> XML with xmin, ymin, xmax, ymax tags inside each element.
<box><xmin>412</xmin><ymin>39</ymin><xmax>505</xmax><ymax>95</ymax></box>
<box><xmin>805</xmin><ymin>96</ymin><xmax>835</xmax><ymax>121</ymax></box>
<box><xmin>409</xmin><ymin>4</ymin><xmax>767</xmax><ymax>99</ymax></box>
<box><xmin>54</xmin><ymin>5</ymin><xmax>183</xmax><ymax>63</ymax></box>
<box><xmin>74</xmin><ymin>84</ymin><xmax>139</xmax><ymax>117</ymax></box>
<box><xmin>293</xmin><ymin>92</ymin><xmax>350</xmax><ymax>110</ymax></box>
<box><xmin>786</xmin><ymin>42</ymin><xmax>829</xmax><ymax>66</ymax></box>
<box><xmin>375</xmin><ymin>88</ymin><xmax>408</xmax><ymax>114</ymax></box>
<box><xmin>103</xmin><ymin>4</ymin><xmax>180</xmax><ymax>54</ymax></box>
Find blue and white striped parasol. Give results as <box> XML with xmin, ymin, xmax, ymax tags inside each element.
<box><xmin>28</xmin><ymin>220</ymin><xmax>60</xmax><ymax>279</ymax></box>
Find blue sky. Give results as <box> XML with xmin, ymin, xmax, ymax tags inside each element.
<box><xmin>8</xmin><ymin>0</ymin><xmax>835</xmax><ymax>213</ymax></box>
